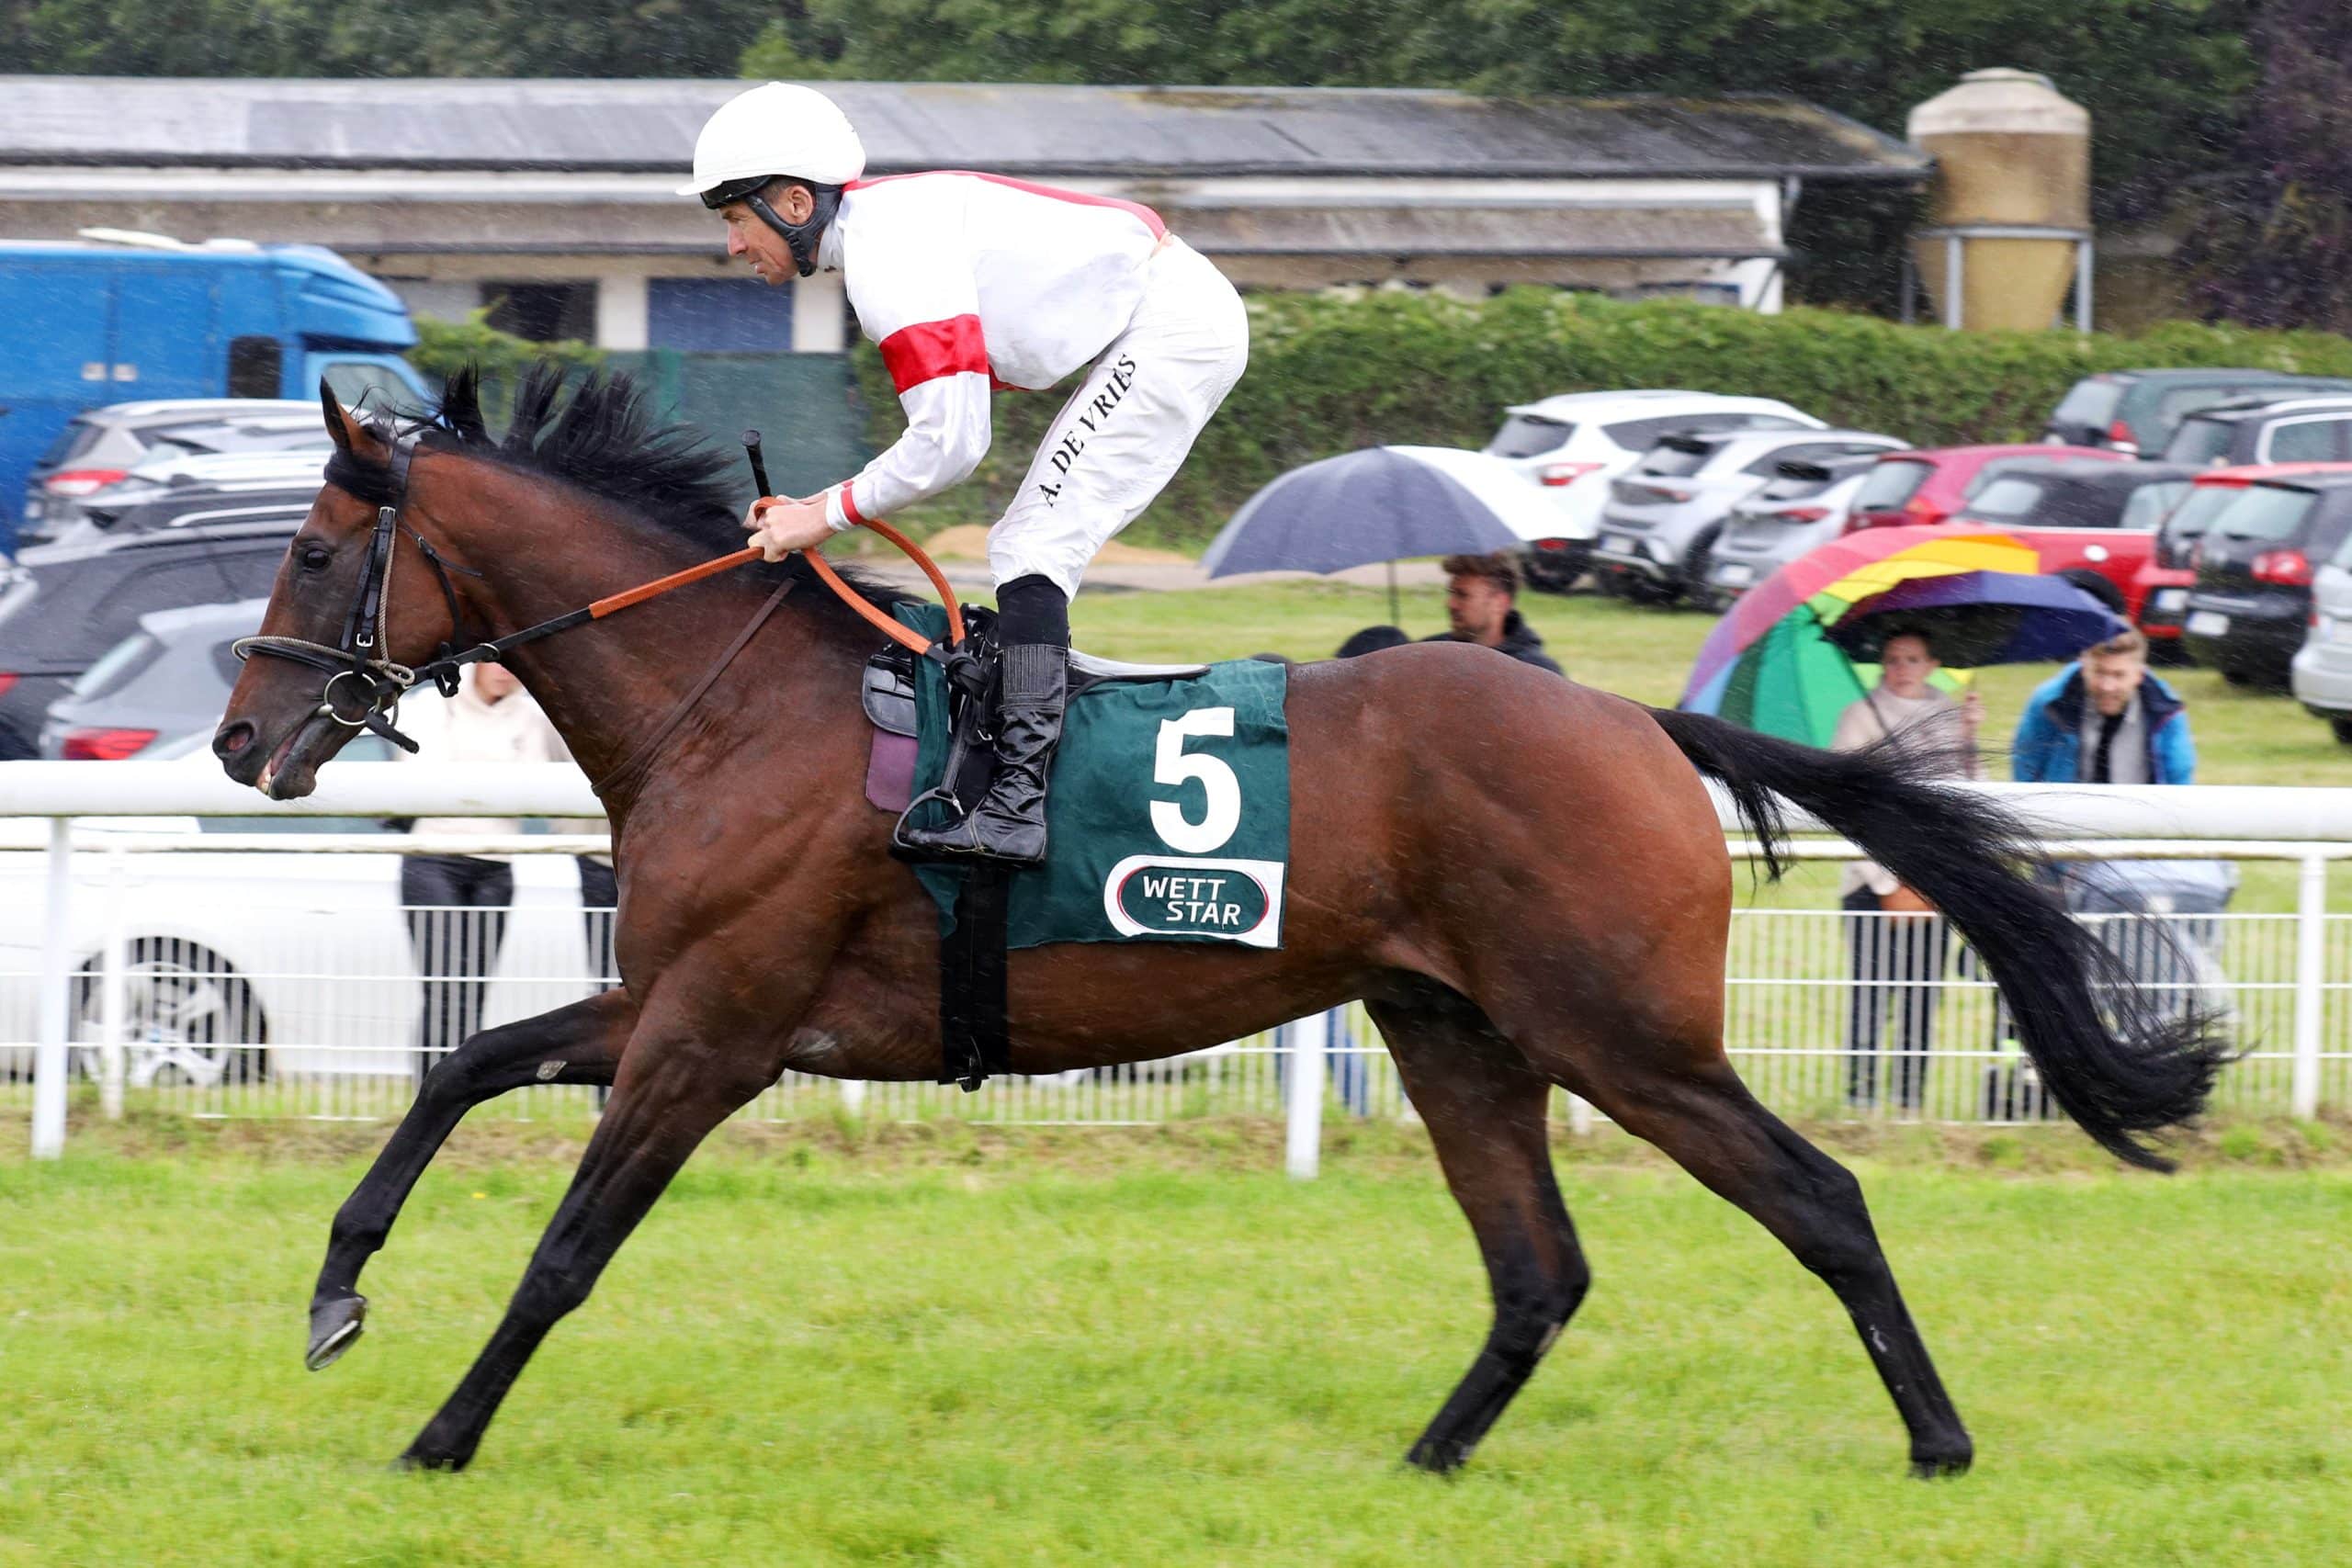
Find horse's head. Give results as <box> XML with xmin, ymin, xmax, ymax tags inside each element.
<box><xmin>213</xmin><ymin>386</ymin><xmax>474</xmax><ymax>798</ymax></box>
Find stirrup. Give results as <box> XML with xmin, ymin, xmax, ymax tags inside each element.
<box><xmin>890</xmin><ymin>784</ymin><xmax>968</xmax><ymax>862</ymax></box>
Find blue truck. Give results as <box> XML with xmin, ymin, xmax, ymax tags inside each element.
<box><xmin>0</xmin><ymin>238</ymin><xmax>430</xmax><ymax>555</ymax></box>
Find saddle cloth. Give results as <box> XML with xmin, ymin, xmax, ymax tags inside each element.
<box><xmin>868</xmin><ymin>603</ymin><xmax>1291</xmax><ymax>951</ymax></box>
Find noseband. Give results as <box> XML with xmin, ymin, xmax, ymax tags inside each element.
<box><xmin>232</xmin><ymin>431</ymin><xmax>492</xmax><ymax>753</ymax></box>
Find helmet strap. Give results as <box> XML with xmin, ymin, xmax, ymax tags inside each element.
<box><xmin>746</xmin><ymin>182</ymin><xmax>844</xmax><ymax>279</ymax></box>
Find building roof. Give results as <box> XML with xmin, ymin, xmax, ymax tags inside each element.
<box><xmin>0</xmin><ymin>77</ymin><xmax>1928</xmax><ymax>182</ymax></box>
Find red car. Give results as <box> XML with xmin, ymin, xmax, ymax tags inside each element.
<box><xmin>2132</xmin><ymin>462</ymin><xmax>2352</xmax><ymax>649</ymax></box>
<box><xmin>1939</xmin><ymin>457</ymin><xmax>2201</xmax><ymax>623</ymax></box>
<box><xmin>1843</xmin><ymin>444</ymin><xmax>2124</xmax><ymax>533</ymax></box>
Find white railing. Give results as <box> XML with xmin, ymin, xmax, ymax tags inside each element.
<box><xmin>6</xmin><ymin>764</ymin><xmax>2352</xmax><ymax>1172</ymax></box>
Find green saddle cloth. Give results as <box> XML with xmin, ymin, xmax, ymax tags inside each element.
<box><xmin>892</xmin><ymin>603</ymin><xmax>1290</xmax><ymax>950</ymax></box>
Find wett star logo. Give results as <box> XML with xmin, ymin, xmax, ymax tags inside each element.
<box><xmin>1102</xmin><ymin>855</ymin><xmax>1284</xmax><ymax>947</ymax></box>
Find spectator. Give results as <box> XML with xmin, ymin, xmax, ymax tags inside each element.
<box><xmin>1336</xmin><ymin>625</ymin><xmax>1410</xmax><ymax>659</ymax></box>
<box><xmin>2013</xmin><ymin>627</ymin><xmax>2194</xmax><ymax>786</ymax></box>
<box><xmin>1423</xmin><ymin>554</ymin><xmax>1565</xmax><ymax>675</ymax></box>
<box><xmin>2010</xmin><ymin>626</ymin><xmax>2224</xmax><ymax>1026</ymax></box>
<box><xmin>396</xmin><ymin>663</ymin><xmax>566</xmax><ymax>1082</ymax></box>
<box><xmin>1829</xmin><ymin>627</ymin><xmax>1982</xmax><ymax>1111</ymax></box>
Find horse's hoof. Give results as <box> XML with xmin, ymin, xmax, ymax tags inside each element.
<box><xmin>1405</xmin><ymin>1437</ymin><xmax>1469</xmax><ymax>1475</ymax></box>
<box><xmin>1909</xmin><ymin>1445</ymin><xmax>1974</xmax><ymax>1480</ymax></box>
<box><xmin>393</xmin><ymin>1445</ymin><xmax>469</xmax><ymax>1473</ymax></box>
<box><xmin>305</xmin><ymin>1294</ymin><xmax>367</xmax><ymax>1371</ymax></box>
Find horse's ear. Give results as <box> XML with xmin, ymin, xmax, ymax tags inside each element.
<box><xmin>318</xmin><ymin>381</ymin><xmax>387</xmax><ymax>461</ymax></box>
<box><xmin>320</xmin><ymin>380</ymin><xmax>359</xmax><ymax>455</ymax></box>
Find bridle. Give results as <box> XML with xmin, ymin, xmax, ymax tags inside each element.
<box><xmin>232</xmin><ymin>429</ymin><xmax>496</xmax><ymax>753</ymax></box>
<box><xmin>232</xmin><ymin>422</ymin><xmax>976</xmax><ymax>765</ymax></box>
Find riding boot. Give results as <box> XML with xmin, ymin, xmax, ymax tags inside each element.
<box><xmin>897</xmin><ymin>576</ymin><xmax>1069</xmax><ymax>868</ymax></box>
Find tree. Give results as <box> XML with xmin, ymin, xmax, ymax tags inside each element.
<box><xmin>6</xmin><ymin>0</ymin><xmax>780</xmax><ymax>78</ymax></box>
<box><xmin>2178</xmin><ymin>0</ymin><xmax>2352</xmax><ymax>331</ymax></box>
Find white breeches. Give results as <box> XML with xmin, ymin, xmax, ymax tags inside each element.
<box><xmin>987</xmin><ymin>239</ymin><xmax>1249</xmax><ymax>598</ymax></box>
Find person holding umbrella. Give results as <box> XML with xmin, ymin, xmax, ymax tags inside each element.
<box><xmin>1828</xmin><ymin>627</ymin><xmax>1982</xmax><ymax>1112</ymax></box>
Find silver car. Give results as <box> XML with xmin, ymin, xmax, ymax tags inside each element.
<box><xmin>1698</xmin><ymin>455</ymin><xmax>1890</xmax><ymax>609</ymax></box>
<box><xmin>1593</xmin><ymin>429</ymin><xmax>1908</xmax><ymax>602</ymax></box>
<box><xmin>2290</xmin><ymin>545</ymin><xmax>2352</xmax><ymax>744</ymax></box>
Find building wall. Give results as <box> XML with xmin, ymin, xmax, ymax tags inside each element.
<box><xmin>0</xmin><ymin>167</ymin><xmax>1790</xmax><ymax>338</ymax></box>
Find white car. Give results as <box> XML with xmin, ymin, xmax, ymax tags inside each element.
<box><xmin>1480</xmin><ymin>390</ymin><xmax>1826</xmax><ymax>590</ymax></box>
<box><xmin>33</xmin><ymin>418</ymin><xmax>331</xmax><ymax>544</ymax></box>
<box><xmin>0</xmin><ymin>741</ymin><xmax>607</xmax><ymax>1089</ymax></box>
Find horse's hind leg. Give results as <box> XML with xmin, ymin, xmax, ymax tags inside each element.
<box><xmin>307</xmin><ymin>988</ymin><xmax>633</xmax><ymax>1371</ymax></box>
<box><xmin>1580</xmin><ymin>1047</ymin><xmax>1973</xmax><ymax>1477</ymax></box>
<box><xmin>1369</xmin><ymin>994</ymin><xmax>1589</xmax><ymax>1473</ymax></box>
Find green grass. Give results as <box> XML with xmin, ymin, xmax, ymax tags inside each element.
<box><xmin>1053</xmin><ymin>579</ymin><xmax>2352</xmax><ymax>914</ymax></box>
<box><xmin>0</xmin><ymin>1129</ymin><xmax>2345</xmax><ymax>1566</ymax></box>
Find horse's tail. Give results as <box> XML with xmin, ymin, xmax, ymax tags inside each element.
<box><xmin>1647</xmin><ymin>705</ymin><xmax>2230</xmax><ymax>1172</ymax></box>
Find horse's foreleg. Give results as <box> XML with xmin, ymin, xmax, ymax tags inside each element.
<box><xmin>395</xmin><ymin>1031</ymin><xmax>766</xmax><ymax>1472</ymax></box>
<box><xmin>1372</xmin><ymin>997</ymin><xmax>1589</xmax><ymax>1475</ymax></box>
<box><xmin>308</xmin><ymin>988</ymin><xmax>635</xmax><ymax>1371</ymax></box>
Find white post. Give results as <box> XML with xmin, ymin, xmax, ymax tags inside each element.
<box><xmin>99</xmin><ymin>849</ymin><xmax>129</xmax><ymax>1122</ymax></box>
<box><xmin>31</xmin><ymin>818</ymin><xmax>74</xmax><ymax>1158</ymax></box>
<box><xmin>1285</xmin><ymin>1010</ymin><xmax>1329</xmax><ymax>1179</ymax></box>
<box><xmin>1944</xmin><ymin>232</ymin><xmax>1965</xmax><ymax>331</ymax></box>
<box><xmin>2291</xmin><ymin>854</ymin><xmax>2327</xmax><ymax>1121</ymax></box>
<box><xmin>1566</xmin><ymin>1093</ymin><xmax>1595</xmax><ymax>1137</ymax></box>
<box><xmin>840</xmin><ymin>1077</ymin><xmax>866</xmax><ymax>1115</ymax></box>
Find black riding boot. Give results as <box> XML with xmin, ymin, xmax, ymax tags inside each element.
<box><xmin>899</xmin><ymin>577</ymin><xmax>1069</xmax><ymax>868</ymax></box>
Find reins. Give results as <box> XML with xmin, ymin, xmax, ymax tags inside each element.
<box><xmin>233</xmin><ymin>424</ymin><xmax>970</xmax><ymax>759</ymax></box>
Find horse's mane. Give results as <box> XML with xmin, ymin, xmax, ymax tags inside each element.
<box><xmin>326</xmin><ymin>360</ymin><xmax>923</xmax><ymax>624</ymax></box>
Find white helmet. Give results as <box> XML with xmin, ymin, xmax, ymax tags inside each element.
<box><xmin>677</xmin><ymin>83</ymin><xmax>866</xmax><ymax>203</ymax></box>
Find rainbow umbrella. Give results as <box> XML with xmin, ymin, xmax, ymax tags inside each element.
<box><xmin>1680</xmin><ymin>528</ymin><xmax>2039</xmax><ymax>746</ymax></box>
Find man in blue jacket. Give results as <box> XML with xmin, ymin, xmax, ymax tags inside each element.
<box><xmin>2013</xmin><ymin>628</ymin><xmax>2196</xmax><ymax>785</ymax></box>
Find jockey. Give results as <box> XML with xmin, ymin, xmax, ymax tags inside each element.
<box><xmin>682</xmin><ymin>83</ymin><xmax>1250</xmax><ymax>867</ymax></box>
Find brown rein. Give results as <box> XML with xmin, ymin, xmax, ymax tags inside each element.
<box><xmin>590</xmin><ymin>521</ymin><xmax>967</xmax><ymax>655</ymax></box>
<box><xmin>585</xmin><ymin>525</ymin><xmax>967</xmax><ymax>800</ymax></box>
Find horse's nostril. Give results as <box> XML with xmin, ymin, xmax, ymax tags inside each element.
<box><xmin>213</xmin><ymin>721</ymin><xmax>255</xmax><ymax>758</ymax></box>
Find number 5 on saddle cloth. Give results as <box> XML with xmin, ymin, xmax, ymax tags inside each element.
<box><xmin>865</xmin><ymin>602</ymin><xmax>1292</xmax><ymax>1089</ymax></box>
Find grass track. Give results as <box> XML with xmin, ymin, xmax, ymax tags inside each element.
<box><xmin>1</xmin><ymin>1130</ymin><xmax>2345</xmax><ymax>1566</ymax></box>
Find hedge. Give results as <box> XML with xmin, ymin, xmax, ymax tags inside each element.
<box><xmin>853</xmin><ymin>290</ymin><xmax>2352</xmax><ymax>550</ymax></box>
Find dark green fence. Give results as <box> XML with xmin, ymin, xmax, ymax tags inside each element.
<box><xmin>606</xmin><ymin>350</ymin><xmax>873</xmax><ymax>498</ymax></box>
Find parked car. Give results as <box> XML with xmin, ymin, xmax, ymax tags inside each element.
<box><xmin>0</xmin><ymin>235</ymin><xmax>427</xmax><ymax>552</ymax></box>
<box><xmin>0</xmin><ymin>487</ymin><xmax>307</xmax><ymax>758</ymax></box>
<box><xmin>1844</xmin><ymin>444</ymin><xmax>2125</xmax><ymax>534</ymax></box>
<box><xmin>0</xmin><ymin>740</ymin><xmax>598</xmax><ymax>1087</ymax></box>
<box><xmin>1702</xmin><ymin>455</ymin><xmax>1916</xmax><ymax>606</ymax></box>
<box><xmin>1943</xmin><ymin>457</ymin><xmax>2200</xmax><ymax>620</ymax></box>
<box><xmin>35</xmin><ymin>447</ymin><xmax>329</xmax><ymax>549</ymax></box>
<box><xmin>36</xmin><ymin>598</ymin><xmax>265</xmax><ymax>761</ymax></box>
<box><xmin>18</xmin><ymin>398</ymin><xmax>311</xmax><ymax>547</ymax></box>
<box><xmin>2291</xmin><ymin>538</ymin><xmax>2352</xmax><ymax>743</ymax></box>
<box><xmin>2132</xmin><ymin>463</ymin><xmax>2352</xmax><ymax>652</ymax></box>
<box><xmin>2041</xmin><ymin>368</ymin><xmax>2352</xmax><ymax>456</ymax></box>
<box><xmin>1480</xmin><ymin>390</ymin><xmax>1825</xmax><ymax>590</ymax></box>
<box><xmin>2160</xmin><ymin>396</ymin><xmax>2352</xmax><ymax>468</ymax></box>
<box><xmin>2181</xmin><ymin>471</ymin><xmax>2352</xmax><ymax>687</ymax></box>
<box><xmin>1593</xmin><ymin>428</ymin><xmax>1906</xmax><ymax>601</ymax></box>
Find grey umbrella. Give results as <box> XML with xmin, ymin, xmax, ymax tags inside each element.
<box><xmin>1200</xmin><ymin>446</ymin><xmax>1557</xmax><ymax>621</ymax></box>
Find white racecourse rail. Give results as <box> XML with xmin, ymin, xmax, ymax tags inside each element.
<box><xmin>4</xmin><ymin>761</ymin><xmax>2350</xmax><ymax>1171</ymax></box>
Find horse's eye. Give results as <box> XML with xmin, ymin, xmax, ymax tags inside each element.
<box><xmin>299</xmin><ymin>545</ymin><xmax>333</xmax><ymax>571</ymax></box>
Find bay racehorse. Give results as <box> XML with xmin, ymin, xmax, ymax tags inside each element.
<box><xmin>213</xmin><ymin>367</ymin><xmax>2226</xmax><ymax>1476</ymax></box>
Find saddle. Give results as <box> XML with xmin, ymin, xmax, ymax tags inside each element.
<box><xmin>860</xmin><ymin>632</ymin><xmax>1205</xmax><ymax>814</ymax></box>
<box><xmin>861</xmin><ymin>626</ymin><xmax>1208</xmax><ymax>1091</ymax></box>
